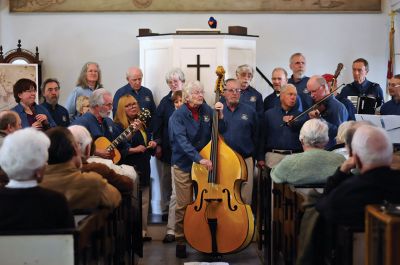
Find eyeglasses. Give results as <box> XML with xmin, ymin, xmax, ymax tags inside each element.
<box><xmin>224</xmin><ymin>88</ymin><xmax>241</xmax><ymax>94</ymax></box>
<box><xmin>388</xmin><ymin>83</ymin><xmax>400</xmax><ymax>88</ymax></box>
<box><xmin>125</xmin><ymin>103</ymin><xmax>137</xmax><ymax>108</ymax></box>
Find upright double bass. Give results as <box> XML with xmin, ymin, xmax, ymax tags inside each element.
<box><xmin>183</xmin><ymin>66</ymin><xmax>254</xmax><ymax>255</ymax></box>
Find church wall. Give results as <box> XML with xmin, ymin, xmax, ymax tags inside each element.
<box><xmin>0</xmin><ymin>1</ymin><xmax>394</xmax><ymax>104</ymax></box>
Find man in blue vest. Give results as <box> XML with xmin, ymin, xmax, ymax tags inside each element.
<box><xmin>40</xmin><ymin>78</ymin><xmax>70</xmax><ymax>127</ymax></box>
<box><xmin>113</xmin><ymin>67</ymin><xmax>156</xmax><ymax>119</ymax></box>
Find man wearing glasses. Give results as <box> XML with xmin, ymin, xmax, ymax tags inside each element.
<box><xmin>220</xmin><ymin>78</ymin><xmax>258</xmax><ymax>205</ymax></box>
<box><xmin>307</xmin><ymin>75</ymin><xmax>348</xmax><ymax>149</ymax></box>
<box><xmin>72</xmin><ymin>88</ymin><xmax>115</xmax><ymax>159</ymax></box>
<box><xmin>380</xmin><ymin>74</ymin><xmax>400</xmax><ymax>115</ymax></box>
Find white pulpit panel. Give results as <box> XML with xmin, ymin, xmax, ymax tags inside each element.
<box><xmin>138</xmin><ymin>34</ymin><xmax>258</xmax><ymax>104</ymax></box>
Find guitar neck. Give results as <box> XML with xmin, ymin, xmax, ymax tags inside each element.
<box><xmin>108</xmin><ymin>125</ymin><xmax>134</xmax><ymax>151</ymax></box>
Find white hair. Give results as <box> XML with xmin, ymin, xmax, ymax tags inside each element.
<box><xmin>352</xmin><ymin>125</ymin><xmax>393</xmax><ymax>166</ymax></box>
<box><xmin>182</xmin><ymin>80</ymin><xmax>204</xmax><ymax>103</ymax></box>
<box><xmin>336</xmin><ymin>121</ymin><xmax>356</xmax><ymax>144</ymax></box>
<box><xmin>236</xmin><ymin>64</ymin><xmax>254</xmax><ymax>75</ymax></box>
<box><xmin>0</xmin><ymin>128</ymin><xmax>50</xmax><ymax>180</ymax></box>
<box><xmin>89</xmin><ymin>88</ymin><xmax>111</xmax><ymax>107</ymax></box>
<box><xmin>68</xmin><ymin>125</ymin><xmax>92</xmax><ymax>156</ymax></box>
<box><xmin>299</xmin><ymin>119</ymin><xmax>329</xmax><ymax>148</ymax></box>
<box><xmin>165</xmin><ymin>68</ymin><xmax>185</xmax><ymax>83</ymax></box>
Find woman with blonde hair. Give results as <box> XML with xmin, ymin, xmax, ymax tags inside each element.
<box><xmin>114</xmin><ymin>94</ymin><xmax>156</xmax><ymax>241</ymax></box>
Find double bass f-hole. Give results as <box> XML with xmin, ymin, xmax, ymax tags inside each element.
<box><xmin>194</xmin><ymin>189</ymin><xmax>208</xmax><ymax>211</ymax></box>
<box><xmin>222</xmin><ymin>188</ymin><xmax>238</xmax><ymax>211</ymax></box>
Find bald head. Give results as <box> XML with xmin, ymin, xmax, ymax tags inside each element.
<box><xmin>352</xmin><ymin>125</ymin><xmax>393</xmax><ymax>171</ymax></box>
<box><xmin>0</xmin><ymin>110</ymin><xmax>22</xmax><ymax>135</ymax></box>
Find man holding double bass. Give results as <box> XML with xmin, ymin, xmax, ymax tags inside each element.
<box><xmin>220</xmin><ymin>78</ymin><xmax>258</xmax><ymax>205</ymax></box>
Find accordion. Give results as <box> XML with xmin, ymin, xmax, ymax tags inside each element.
<box><xmin>347</xmin><ymin>96</ymin><xmax>377</xmax><ymax>114</ymax></box>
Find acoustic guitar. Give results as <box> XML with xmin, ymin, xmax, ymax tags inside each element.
<box><xmin>94</xmin><ymin>109</ymin><xmax>151</xmax><ymax>164</ymax></box>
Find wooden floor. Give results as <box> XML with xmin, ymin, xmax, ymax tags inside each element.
<box><xmin>138</xmin><ymin>241</ymin><xmax>263</xmax><ymax>265</ymax></box>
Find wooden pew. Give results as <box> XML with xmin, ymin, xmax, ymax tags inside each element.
<box><xmin>0</xmin><ymin>189</ymin><xmax>137</xmax><ymax>265</ymax></box>
<box><xmin>366</xmin><ymin>204</ymin><xmax>400</xmax><ymax>265</ymax></box>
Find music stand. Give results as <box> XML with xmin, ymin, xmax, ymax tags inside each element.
<box><xmin>355</xmin><ymin>114</ymin><xmax>400</xmax><ymax>144</ymax></box>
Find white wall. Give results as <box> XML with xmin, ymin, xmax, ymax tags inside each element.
<box><xmin>0</xmin><ymin>1</ymin><xmax>394</xmax><ymax>104</ymax></box>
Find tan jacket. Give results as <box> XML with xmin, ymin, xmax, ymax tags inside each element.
<box><xmin>41</xmin><ymin>161</ymin><xmax>121</xmax><ymax>210</ymax></box>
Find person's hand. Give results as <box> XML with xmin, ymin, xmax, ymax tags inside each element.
<box><xmin>282</xmin><ymin>115</ymin><xmax>294</xmax><ymax>123</ymax></box>
<box><xmin>147</xmin><ymin>140</ymin><xmax>157</xmax><ymax>149</ymax></box>
<box><xmin>133</xmin><ymin>145</ymin><xmax>147</xmax><ymax>153</ymax></box>
<box><xmin>215</xmin><ymin>102</ymin><xmax>224</xmax><ymax>119</ymax></box>
<box><xmin>199</xmin><ymin>159</ymin><xmax>213</xmax><ymax>171</ymax></box>
<box><xmin>308</xmin><ymin>109</ymin><xmax>321</xmax><ymax>119</ymax></box>
<box><xmin>340</xmin><ymin>156</ymin><xmax>356</xmax><ymax>174</ymax></box>
<box><xmin>31</xmin><ymin>121</ymin><xmax>43</xmax><ymax>129</ymax></box>
<box><xmin>95</xmin><ymin>148</ymin><xmax>114</xmax><ymax>160</ymax></box>
<box><xmin>131</xmin><ymin>119</ymin><xmax>144</xmax><ymax>130</ymax></box>
<box><xmin>35</xmin><ymin>114</ymin><xmax>49</xmax><ymax>125</ymax></box>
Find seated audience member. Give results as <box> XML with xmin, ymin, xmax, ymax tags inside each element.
<box><xmin>68</xmin><ymin>125</ymin><xmax>133</xmax><ymax>192</ymax></box>
<box><xmin>380</xmin><ymin>74</ymin><xmax>400</xmax><ymax>115</ymax></box>
<box><xmin>65</xmin><ymin>62</ymin><xmax>102</xmax><ymax>119</ymax></box>
<box><xmin>0</xmin><ymin>110</ymin><xmax>22</xmax><ymax>187</ymax></box>
<box><xmin>271</xmin><ymin>119</ymin><xmax>345</xmax><ymax>184</ymax></box>
<box><xmin>40</xmin><ymin>78</ymin><xmax>70</xmax><ymax>127</ymax></box>
<box><xmin>329</xmin><ymin>120</ymin><xmax>356</xmax><ymax>159</ymax></box>
<box><xmin>316</xmin><ymin>125</ymin><xmax>400</xmax><ymax>228</ymax></box>
<box><xmin>0</xmin><ymin>128</ymin><xmax>74</xmax><ymax>230</ymax></box>
<box><xmin>41</xmin><ymin>127</ymin><xmax>121</xmax><ymax>210</ymax></box>
<box><xmin>11</xmin><ymin>78</ymin><xmax>56</xmax><ymax>130</ymax></box>
<box><xmin>74</xmin><ymin>95</ymin><xmax>90</xmax><ymax>119</ymax></box>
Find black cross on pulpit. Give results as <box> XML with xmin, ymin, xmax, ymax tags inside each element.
<box><xmin>187</xmin><ymin>54</ymin><xmax>210</xmax><ymax>81</ymax></box>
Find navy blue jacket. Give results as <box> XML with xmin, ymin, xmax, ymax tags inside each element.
<box><xmin>113</xmin><ymin>84</ymin><xmax>156</xmax><ymax>118</ymax></box>
<box><xmin>221</xmin><ymin>102</ymin><xmax>258</xmax><ymax>159</ymax></box>
<box><xmin>12</xmin><ymin>103</ymin><xmax>56</xmax><ymax>129</ymax></box>
<box><xmin>258</xmin><ymin>105</ymin><xmax>305</xmax><ymax>161</ymax></box>
<box><xmin>41</xmin><ymin>102</ymin><xmax>70</xmax><ymax>127</ymax></box>
<box><xmin>318</xmin><ymin>96</ymin><xmax>348</xmax><ymax>150</ymax></box>
<box><xmin>380</xmin><ymin>99</ymin><xmax>400</xmax><ymax>115</ymax></box>
<box><xmin>339</xmin><ymin>79</ymin><xmax>384</xmax><ymax>107</ymax></box>
<box><xmin>152</xmin><ymin>91</ymin><xmax>175</xmax><ymax>164</ymax></box>
<box><xmin>288</xmin><ymin>75</ymin><xmax>313</xmax><ymax>109</ymax></box>
<box><xmin>71</xmin><ymin>111</ymin><xmax>115</xmax><ymax>141</ymax></box>
<box><xmin>169</xmin><ymin>103</ymin><xmax>225</xmax><ymax>173</ymax></box>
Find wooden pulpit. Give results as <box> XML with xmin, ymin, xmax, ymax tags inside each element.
<box><xmin>138</xmin><ymin>31</ymin><xmax>258</xmax><ymax>104</ymax></box>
